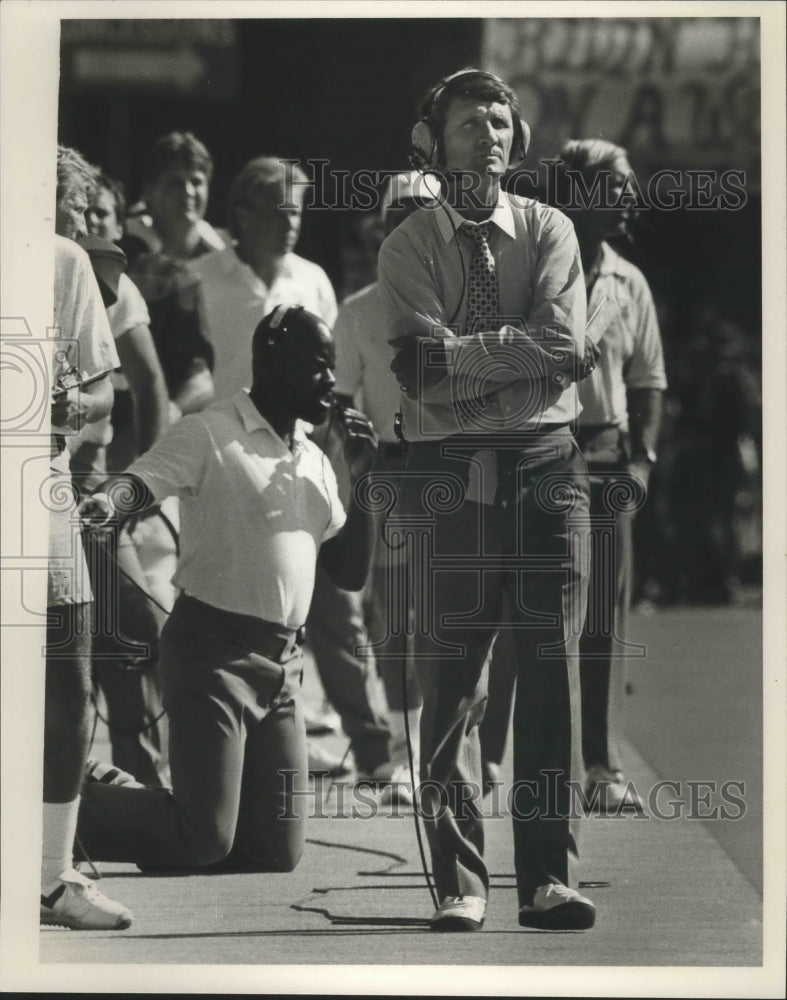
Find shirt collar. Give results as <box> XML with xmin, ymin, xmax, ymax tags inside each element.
<box><xmin>597</xmin><ymin>241</ymin><xmax>626</xmax><ymax>277</ymax></box>
<box><xmin>227</xmin><ymin>245</ymin><xmax>295</xmax><ymax>284</ymax></box>
<box><xmin>125</xmin><ymin>217</ymin><xmax>216</xmax><ymax>260</ymax></box>
<box><xmin>233</xmin><ymin>389</ymin><xmax>308</xmax><ymax>445</ymax></box>
<box><xmin>435</xmin><ymin>190</ymin><xmax>516</xmax><ymax>244</ymax></box>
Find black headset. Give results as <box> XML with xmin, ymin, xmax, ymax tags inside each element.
<box><xmin>262</xmin><ymin>303</ymin><xmax>306</xmax><ymax>346</ymax></box>
<box><xmin>409</xmin><ymin>68</ymin><xmax>531</xmax><ymax>171</ymax></box>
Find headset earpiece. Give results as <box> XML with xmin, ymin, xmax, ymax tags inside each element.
<box><xmin>410</xmin><ymin>119</ymin><xmax>437</xmax><ymax>170</ymax></box>
<box><xmin>408</xmin><ymin>69</ymin><xmax>531</xmax><ymax>169</ymax></box>
<box><xmin>518</xmin><ymin>118</ymin><xmax>531</xmax><ymax>160</ymax></box>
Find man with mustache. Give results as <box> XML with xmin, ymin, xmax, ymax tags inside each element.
<box><xmin>379</xmin><ymin>69</ymin><xmax>596</xmax><ymax>932</ymax></box>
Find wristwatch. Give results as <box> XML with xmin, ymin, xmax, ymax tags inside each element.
<box><xmin>631</xmin><ymin>446</ymin><xmax>657</xmax><ymax>465</ymax></box>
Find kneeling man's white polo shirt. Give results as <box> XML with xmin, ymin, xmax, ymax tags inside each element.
<box><xmin>127</xmin><ymin>389</ymin><xmax>345</xmax><ymax>628</ymax></box>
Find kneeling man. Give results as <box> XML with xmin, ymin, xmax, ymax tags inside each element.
<box><xmin>78</xmin><ymin>306</ymin><xmax>376</xmax><ymax>871</ymax></box>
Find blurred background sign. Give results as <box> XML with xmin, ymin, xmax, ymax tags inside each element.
<box><xmin>61</xmin><ymin>19</ymin><xmax>239</xmax><ymax>100</ymax></box>
<box><xmin>484</xmin><ymin>17</ymin><xmax>760</xmax><ymax>181</ymax></box>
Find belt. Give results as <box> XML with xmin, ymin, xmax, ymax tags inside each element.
<box><xmin>178</xmin><ymin>594</ymin><xmax>306</xmax><ymax>663</ymax></box>
<box><xmin>408</xmin><ymin>424</ymin><xmax>571</xmax><ymax>452</ymax></box>
<box><xmin>575</xmin><ymin>423</ymin><xmax>619</xmax><ymax>442</ymax></box>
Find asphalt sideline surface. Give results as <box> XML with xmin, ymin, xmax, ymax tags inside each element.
<box><xmin>39</xmin><ymin>606</ymin><xmax>765</xmax><ymax>972</ymax></box>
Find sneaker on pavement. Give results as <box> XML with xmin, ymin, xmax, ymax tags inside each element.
<box><xmin>430</xmin><ymin>895</ymin><xmax>486</xmax><ymax>932</ymax></box>
<box><xmin>85</xmin><ymin>758</ymin><xmax>145</xmax><ymax>789</ymax></box>
<box><xmin>518</xmin><ymin>882</ymin><xmax>596</xmax><ymax>930</ymax></box>
<box><xmin>585</xmin><ymin>764</ymin><xmax>643</xmax><ymax>813</ymax></box>
<box><xmin>378</xmin><ymin>764</ymin><xmax>416</xmax><ymax>807</ymax></box>
<box><xmin>308</xmin><ymin>742</ymin><xmax>351</xmax><ymax>778</ymax></box>
<box><xmin>40</xmin><ymin>868</ymin><xmax>133</xmax><ymax>930</ymax></box>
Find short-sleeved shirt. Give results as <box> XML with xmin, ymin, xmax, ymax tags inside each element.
<box><xmin>127</xmin><ymin>389</ymin><xmax>346</xmax><ymax>627</ymax></box>
<box><xmin>109</xmin><ymin>272</ymin><xmax>151</xmax><ymax>344</ymax></box>
<box><xmin>77</xmin><ymin>272</ymin><xmax>151</xmax><ymax>446</ymax></box>
<box><xmin>49</xmin><ymin>236</ymin><xmax>120</xmax><ymax>604</ymax></box>
<box><xmin>333</xmin><ymin>282</ymin><xmax>402</xmax><ymax>443</ymax></box>
<box><xmin>187</xmin><ymin>245</ymin><xmax>338</xmax><ymax>401</ymax></box>
<box><xmin>579</xmin><ymin>242</ymin><xmax>667</xmax><ymax>429</ymax></box>
<box><xmin>378</xmin><ymin>191</ymin><xmax>586</xmax><ymax>440</ymax></box>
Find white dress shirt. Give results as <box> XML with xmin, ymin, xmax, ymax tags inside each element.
<box><xmin>188</xmin><ymin>246</ymin><xmax>338</xmax><ymax>401</ymax></box>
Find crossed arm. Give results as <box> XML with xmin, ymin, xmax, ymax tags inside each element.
<box><xmin>378</xmin><ymin>221</ymin><xmax>592</xmax><ymax>405</ymax></box>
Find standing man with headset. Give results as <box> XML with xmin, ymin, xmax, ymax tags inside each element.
<box><xmin>379</xmin><ymin>69</ymin><xmax>597</xmax><ymax>932</ymax></box>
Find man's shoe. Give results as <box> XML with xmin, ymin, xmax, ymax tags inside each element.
<box><xmin>585</xmin><ymin>764</ymin><xmax>643</xmax><ymax>812</ymax></box>
<box><xmin>518</xmin><ymin>883</ymin><xmax>596</xmax><ymax>930</ymax></box>
<box><xmin>308</xmin><ymin>742</ymin><xmax>351</xmax><ymax>778</ymax></box>
<box><xmin>40</xmin><ymin>868</ymin><xmax>133</xmax><ymax>930</ymax></box>
<box><xmin>430</xmin><ymin>895</ymin><xmax>486</xmax><ymax>932</ymax></box>
<box><xmin>85</xmin><ymin>758</ymin><xmax>145</xmax><ymax>789</ymax></box>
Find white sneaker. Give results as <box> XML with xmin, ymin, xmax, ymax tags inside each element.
<box><xmin>430</xmin><ymin>895</ymin><xmax>486</xmax><ymax>932</ymax></box>
<box><xmin>378</xmin><ymin>764</ymin><xmax>416</xmax><ymax>807</ymax></box>
<box><xmin>518</xmin><ymin>882</ymin><xmax>596</xmax><ymax>930</ymax></box>
<box><xmin>585</xmin><ymin>764</ymin><xmax>643</xmax><ymax>812</ymax></box>
<box><xmin>40</xmin><ymin>868</ymin><xmax>133</xmax><ymax>930</ymax></box>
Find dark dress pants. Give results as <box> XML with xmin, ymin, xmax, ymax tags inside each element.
<box><xmin>77</xmin><ymin>595</ymin><xmax>308</xmax><ymax>871</ymax></box>
<box><xmin>403</xmin><ymin>432</ymin><xmax>589</xmax><ymax>907</ymax></box>
<box><xmin>576</xmin><ymin>426</ymin><xmax>639</xmax><ymax>773</ymax></box>
<box><xmin>482</xmin><ymin>427</ymin><xmax>638</xmax><ymax>777</ymax></box>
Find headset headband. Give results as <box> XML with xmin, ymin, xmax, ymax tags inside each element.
<box><xmin>263</xmin><ymin>304</ymin><xmax>305</xmax><ymax>346</ymax></box>
<box><xmin>269</xmin><ymin>304</ymin><xmax>292</xmax><ymax>329</ymax></box>
<box><xmin>422</xmin><ymin>69</ymin><xmax>511</xmax><ymax>120</ymax></box>
<box><xmin>410</xmin><ymin>69</ymin><xmax>530</xmax><ymax>170</ymax></box>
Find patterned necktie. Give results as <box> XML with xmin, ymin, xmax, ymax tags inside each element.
<box><xmin>458</xmin><ymin>221</ymin><xmax>499</xmax><ymax>500</ymax></box>
<box><xmin>460</xmin><ymin>220</ymin><xmax>500</xmax><ymax>333</ymax></box>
